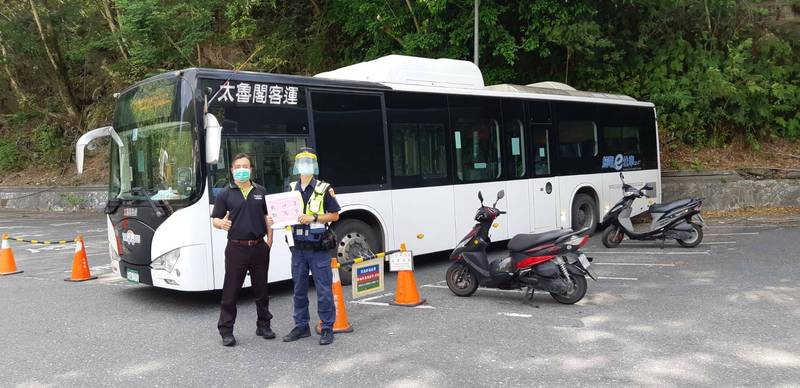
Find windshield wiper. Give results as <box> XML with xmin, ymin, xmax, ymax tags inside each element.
<box><xmin>118</xmin><ymin>187</ymin><xmax>166</xmax><ymax>218</ymax></box>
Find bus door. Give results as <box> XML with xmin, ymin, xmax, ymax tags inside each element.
<box><xmin>501</xmin><ymin>99</ymin><xmax>532</xmax><ymax>235</ymax></box>
<box><xmin>529</xmin><ymin>101</ymin><xmax>558</xmax><ymax>232</ymax></box>
<box><xmin>450</xmin><ymin>96</ymin><xmax>509</xmax><ymax>242</ymax></box>
<box><xmin>208</xmin><ymin>137</ymin><xmax>308</xmax><ymax>287</ymax></box>
<box><xmin>203</xmin><ymin>77</ymin><xmax>311</xmax><ymax>287</ymax></box>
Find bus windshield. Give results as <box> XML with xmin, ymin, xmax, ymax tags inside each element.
<box><xmin>111</xmin><ymin>77</ymin><xmax>198</xmax><ymax>202</ymax></box>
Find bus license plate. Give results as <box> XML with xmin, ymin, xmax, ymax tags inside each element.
<box><xmin>127</xmin><ymin>269</ymin><xmax>140</xmax><ymax>283</ymax></box>
<box><xmin>578</xmin><ymin>254</ymin><xmax>591</xmax><ymax>269</ymax></box>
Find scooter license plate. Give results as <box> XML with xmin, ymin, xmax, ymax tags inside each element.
<box><xmin>578</xmin><ymin>254</ymin><xmax>591</xmax><ymax>269</ymax></box>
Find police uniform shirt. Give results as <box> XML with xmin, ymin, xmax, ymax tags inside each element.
<box><xmin>296</xmin><ymin>178</ymin><xmax>341</xmax><ymax>215</ymax></box>
<box><xmin>210</xmin><ymin>182</ymin><xmax>269</xmax><ymax>240</ymax></box>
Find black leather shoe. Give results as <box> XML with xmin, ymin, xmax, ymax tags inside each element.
<box><xmin>221</xmin><ymin>333</ymin><xmax>236</xmax><ymax>347</ymax></box>
<box><xmin>282</xmin><ymin>326</ymin><xmax>311</xmax><ymax>342</ymax></box>
<box><xmin>319</xmin><ymin>329</ymin><xmax>334</xmax><ymax>345</ymax></box>
<box><xmin>256</xmin><ymin>326</ymin><xmax>276</xmax><ymax>339</ymax></box>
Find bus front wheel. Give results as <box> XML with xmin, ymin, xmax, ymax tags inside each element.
<box><xmin>332</xmin><ymin>219</ymin><xmax>380</xmax><ymax>286</ymax></box>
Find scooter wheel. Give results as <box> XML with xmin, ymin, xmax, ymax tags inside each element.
<box><xmin>446</xmin><ymin>262</ymin><xmax>478</xmax><ymax>297</ymax></box>
<box><xmin>677</xmin><ymin>223</ymin><xmax>703</xmax><ymax>248</ymax></box>
<box><xmin>550</xmin><ymin>274</ymin><xmax>587</xmax><ymax>304</ymax></box>
<box><xmin>601</xmin><ymin>225</ymin><xmax>623</xmax><ymax>248</ymax></box>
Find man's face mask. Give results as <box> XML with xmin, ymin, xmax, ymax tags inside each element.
<box><xmin>232</xmin><ymin>168</ymin><xmax>251</xmax><ymax>182</ymax></box>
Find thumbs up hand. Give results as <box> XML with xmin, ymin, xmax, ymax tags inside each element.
<box><xmin>217</xmin><ymin>211</ymin><xmax>232</xmax><ymax>231</ymax></box>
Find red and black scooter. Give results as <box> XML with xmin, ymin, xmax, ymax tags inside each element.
<box><xmin>446</xmin><ymin>190</ymin><xmax>596</xmax><ymax>304</ymax></box>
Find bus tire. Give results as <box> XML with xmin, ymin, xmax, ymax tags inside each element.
<box><xmin>571</xmin><ymin>193</ymin><xmax>598</xmax><ymax>233</ymax></box>
<box><xmin>332</xmin><ymin>219</ymin><xmax>380</xmax><ymax>286</ymax></box>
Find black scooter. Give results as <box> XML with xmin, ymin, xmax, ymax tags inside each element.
<box><xmin>599</xmin><ymin>172</ymin><xmax>705</xmax><ymax>248</ymax></box>
<box><xmin>446</xmin><ymin>190</ymin><xmax>596</xmax><ymax>304</ymax></box>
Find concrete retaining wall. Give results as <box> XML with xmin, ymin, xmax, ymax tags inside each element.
<box><xmin>661</xmin><ymin>169</ymin><xmax>800</xmax><ymax>211</ymax></box>
<box><xmin>0</xmin><ymin>186</ymin><xmax>107</xmax><ymax>212</ymax></box>
<box><xmin>1</xmin><ymin>169</ymin><xmax>798</xmax><ymax>212</ymax></box>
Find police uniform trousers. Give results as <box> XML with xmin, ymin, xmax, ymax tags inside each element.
<box><xmin>218</xmin><ymin>241</ymin><xmax>273</xmax><ymax>335</ymax></box>
<box><xmin>290</xmin><ymin>247</ymin><xmax>335</xmax><ymax>330</ymax></box>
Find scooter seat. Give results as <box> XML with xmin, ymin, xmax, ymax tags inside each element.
<box><xmin>507</xmin><ymin>229</ymin><xmax>573</xmax><ymax>252</ymax></box>
<box><xmin>650</xmin><ymin>198</ymin><xmax>694</xmax><ymax>214</ymax></box>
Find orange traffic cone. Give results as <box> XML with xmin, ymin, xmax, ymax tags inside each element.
<box><xmin>390</xmin><ymin>243</ymin><xmax>426</xmax><ymax>307</ymax></box>
<box><xmin>316</xmin><ymin>257</ymin><xmax>353</xmax><ymax>334</ymax></box>
<box><xmin>65</xmin><ymin>235</ymin><xmax>96</xmax><ymax>282</ymax></box>
<box><xmin>0</xmin><ymin>233</ymin><xmax>23</xmax><ymax>276</ymax></box>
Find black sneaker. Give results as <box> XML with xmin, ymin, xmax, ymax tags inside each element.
<box><xmin>256</xmin><ymin>326</ymin><xmax>276</xmax><ymax>339</ymax></box>
<box><xmin>319</xmin><ymin>329</ymin><xmax>334</xmax><ymax>345</ymax></box>
<box><xmin>221</xmin><ymin>333</ymin><xmax>236</xmax><ymax>347</ymax></box>
<box><xmin>282</xmin><ymin>326</ymin><xmax>311</xmax><ymax>342</ymax></box>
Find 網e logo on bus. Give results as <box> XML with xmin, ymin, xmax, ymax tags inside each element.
<box><xmin>602</xmin><ymin>154</ymin><xmax>640</xmax><ymax>171</ymax></box>
<box><xmin>122</xmin><ymin>230</ymin><xmax>141</xmax><ymax>246</ymax></box>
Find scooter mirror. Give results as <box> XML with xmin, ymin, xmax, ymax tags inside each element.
<box><xmin>478</xmin><ymin>191</ymin><xmax>484</xmax><ymax>203</ymax></box>
<box><xmin>619</xmin><ymin>172</ymin><xmax>625</xmax><ymax>181</ymax></box>
<box><xmin>496</xmin><ymin>190</ymin><xmax>505</xmax><ymax>200</ymax></box>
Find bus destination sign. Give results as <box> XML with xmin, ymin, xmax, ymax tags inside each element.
<box><xmin>215</xmin><ymin>81</ymin><xmax>301</xmax><ymax>106</ymax></box>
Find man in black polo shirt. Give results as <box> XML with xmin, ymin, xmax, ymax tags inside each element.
<box><xmin>211</xmin><ymin>153</ymin><xmax>275</xmax><ymax>347</ymax></box>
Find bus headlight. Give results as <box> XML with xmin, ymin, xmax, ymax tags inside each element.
<box><xmin>151</xmin><ymin>248</ymin><xmax>181</xmax><ymax>273</ymax></box>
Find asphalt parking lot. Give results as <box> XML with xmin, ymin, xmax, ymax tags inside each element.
<box><xmin>2</xmin><ymin>210</ymin><xmax>800</xmax><ymax>387</ymax></box>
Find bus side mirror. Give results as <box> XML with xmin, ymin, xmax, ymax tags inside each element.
<box><xmin>75</xmin><ymin>126</ymin><xmax>123</xmax><ymax>174</ymax></box>
<box><xmin>205</xmin><ymin>113</ymin><xmax>223</xmax><ymax>164</ymax></box>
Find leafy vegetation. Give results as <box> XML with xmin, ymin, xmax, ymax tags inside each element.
<box><xmin>0</xmin><ymin>0</ymin><xmax>798</xmax><ymax>175</ymax></box>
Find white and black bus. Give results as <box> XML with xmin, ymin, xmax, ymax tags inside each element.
<box><xmin>76</xmin><ymin>55</ymin><xmax>660</xmax><ymax>291</ymax></box>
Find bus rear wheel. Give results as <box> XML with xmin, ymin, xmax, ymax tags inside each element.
<box><xmin>332</xmin><ymin>219</ymin><xmax>380</xmax><ymax>285</ymax></box>
<box><xmin>571</xmin><ymin>193</ymin><xmax>598</xmax><ymax>233</ymax></box>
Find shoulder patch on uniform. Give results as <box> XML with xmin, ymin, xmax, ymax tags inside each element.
<box><xmin>328</xmin><ymin>188</ymin><xmax>336</xmax><ymax>197</ymax></box>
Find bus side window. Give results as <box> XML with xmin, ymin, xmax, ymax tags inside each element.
<box><xmin>554</xmin><ymin>102</ymin><xmax>600</xmax><ymax>175</ymax></box>
<box><xmin>502</xmin><ymin>99</ymin><xmax>526</xmax><ymax>178</ymax></box>
<box><xmin>390</xmin><ymin>123</ymin><xmax>447</xmax><ymax>178</ymax></box>
<box><xmin>532</xmin><ymin>127</ymin><xmax>551</xmax><ymax>177</ymax></box>
<box><xmin>311</xmin><ymin>91</ymin><xmax>387</xmax><ymax>189</ymax></box>
<box><xmin>449</xmin><ymin>96</ymin><xmax>503</xmax><ymax>183</ymax></box>
<box><xmin>386</xmin><ymin>92</ymin><xmax>450</xmax><ymax>188</ymax></box>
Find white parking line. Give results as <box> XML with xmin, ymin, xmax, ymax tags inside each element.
<box><xmin>360</xmin><ymin>293</ymin><xmax>394</xmax><ymax>302</ymax></box>
<box><xmin>422</xmin><ymin>284</ymin><xmax>520</xmax><ymax>294</ymax></box>
<box><xmin>586</xmin><ymin>251</ymin><xmax>710</xmax><ymax>255</ymax></box>
<box><xmin>705</xmin><ymin>232</ymin><xmax>760</xmax><ymax>236</ymax></box>
<box><xmin>498</xmin><ymin>312</ymin><xmax>532</xmax><ymax>318</ymax></box>
<box><xmin>594</xmin><ymin>262</ymin><xmax>675</xmax><ymax>267</ymax></box>
<box><xmin>49</xmin><ymin>222</ymin><xmax>87</xmax><ymax>227</ymax></box>
<box><xmin>622</xmin><ymin>241</ymin><xmax>735</xmax><ymax>245</ymax></box>
<box><xmin>597</xmin><ymin>276</ymin><xmax>639</xmax><ymax>280</ymax></box>
<box><xmin>347</xmin><ymin>293</ymin><xmax>436</xmax><ymax>309</ymax></box>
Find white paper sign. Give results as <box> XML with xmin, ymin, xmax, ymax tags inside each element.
<box><xmin>265</xmin><ymin>191</ymin><xmax>303</xmax><ymax>228</ymax></box>
<box><xmin>388</xmin><ymin>251</ymin><xmax>414</xmax><ymax>272</ymax></box>
<box><xmin>511</xmin><ymin>138</ymin><xmax>521</xmax><ymax>155</ymax></box>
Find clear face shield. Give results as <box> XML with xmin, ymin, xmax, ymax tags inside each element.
<box><xmin>292</xmin><ymin>152</ymin><xmax>319</xmax><ymax>176</ymax></box>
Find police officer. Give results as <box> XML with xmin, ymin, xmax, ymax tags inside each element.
<box><xmin>280</xmin><ymin>148</ymin><xmax>341</xmax><ymax>345</ymax></box>
<box><xmin>211</xmin><ymin>153</ymin><xmax>275</xmax><ymax>347</ymax></box>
